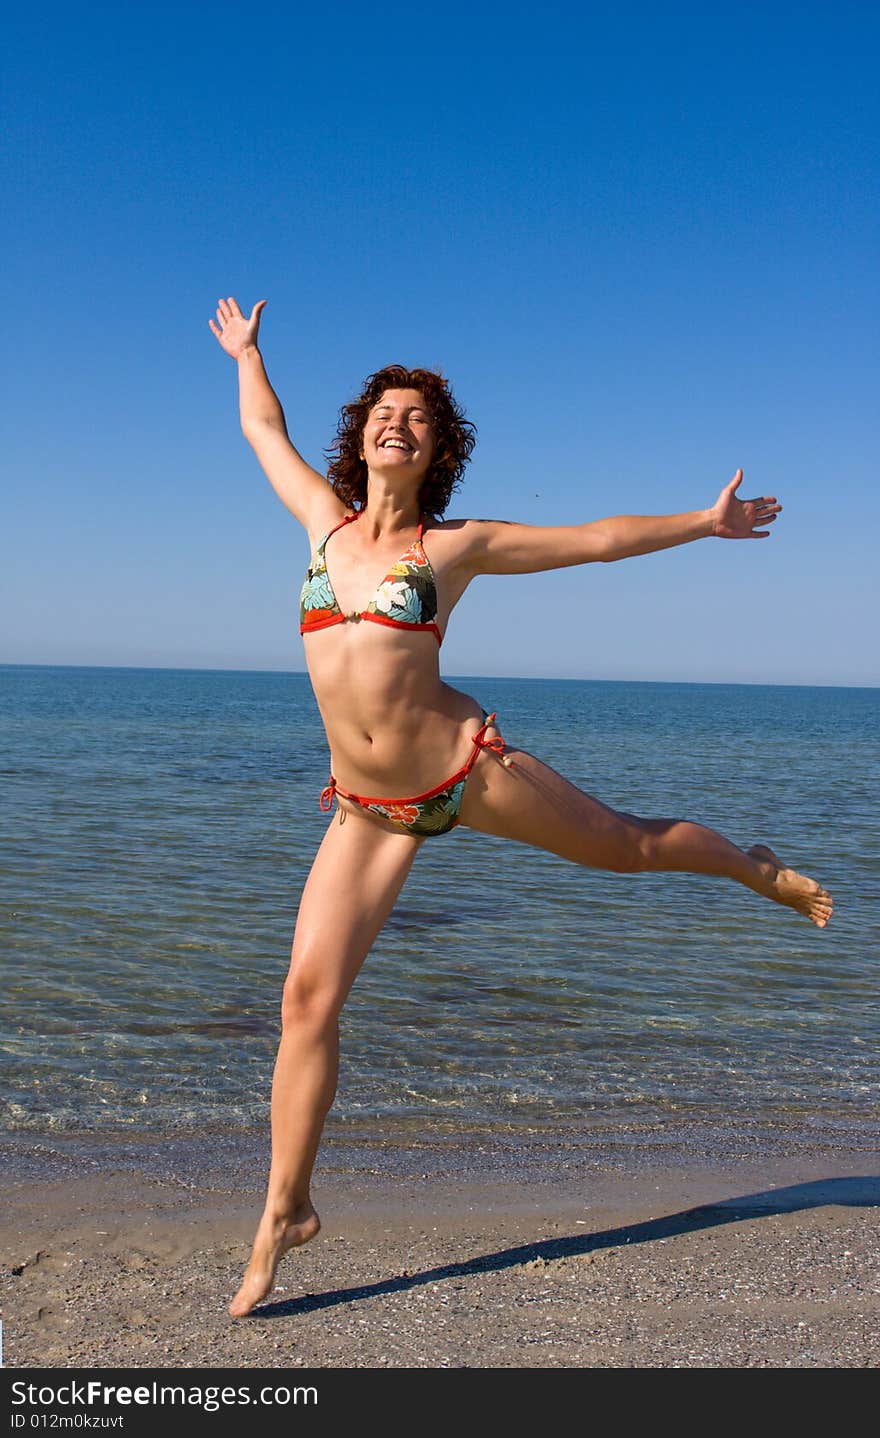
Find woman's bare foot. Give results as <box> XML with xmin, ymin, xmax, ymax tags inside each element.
<box><xmin>746</xmin><ymin>844</ymin><xmax>833</xmax><ymax>927</ymax></box>
<box><xmin>228</xmin><ymin>1201</ymin><xmax>321</xmax><ymax>1318</ymax></box>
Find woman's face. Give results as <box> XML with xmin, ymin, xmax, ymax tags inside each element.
<box><xmin>361</xmin><ymin>389</ymin><xmax>435</xmax><ymax>485</ymax></box>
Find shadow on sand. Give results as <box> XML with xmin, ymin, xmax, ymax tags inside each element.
<box><xmin>254</xmin><ymin>1174</ymin><xmax>880</xmax><ymax>1319</ymax></box>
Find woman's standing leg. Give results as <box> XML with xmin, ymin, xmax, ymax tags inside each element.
<box><xmin>229</xmin><ymin>808</ymin><xmax>422</xmax><ymax>1317</ymax></box>
<box><xmin>459</xmin><ymin>733</ymin><xmax>832</xmax><ymax>926</ymax></box>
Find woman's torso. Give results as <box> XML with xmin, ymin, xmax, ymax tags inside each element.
<box><xmin>300</xmin><ymin>511</ymin><xmax>482</xmax><ymax>794</ymax></box>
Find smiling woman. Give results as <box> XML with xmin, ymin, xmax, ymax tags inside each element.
<box><xmin>207</xmin><ymin>294</ymin><xmax>833</xmax><ymax>1319</ymax></box>
<box><xmin>328</xmin><ymin>363</ymin><xmax>476</xmax><ymax>517</ymax></box>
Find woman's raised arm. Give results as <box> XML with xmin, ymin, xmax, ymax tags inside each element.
<box><xmin>208</xmin><ymin>297</ymin><xmax>345</xmax><ymax>535</ymax></box>
<box><xmin>453</xmin><ymin>471</ymin><xmax>781</xmax><ymax>578</ymax></box>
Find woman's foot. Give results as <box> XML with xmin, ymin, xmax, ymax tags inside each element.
<box><xmin>228</xmin><ymin>1200</ymin><xmax>321</xmax><ymax>1317</ymax></box>
<box><xmin>746</xmin><ymin>844</ymin><xmax>833</xmax><ymax>927</ymax></box>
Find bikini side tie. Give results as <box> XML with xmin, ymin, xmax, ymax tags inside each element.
<box><xmin>470</xmin><ymin>713</ymin><xmax>514</xmax><ymax>767</ymax></box>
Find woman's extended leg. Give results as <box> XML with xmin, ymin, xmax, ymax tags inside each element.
<box><xmin>458</xmin><ymin>735</ymin><xmax>833</xmax><ymax>926</ymax></box>
<box><xmin>229</xmin><ymin>808</ymin><xmax>422</xmax><ymax>1318</ymax></box>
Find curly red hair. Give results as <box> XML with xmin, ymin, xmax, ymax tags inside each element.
<box><xmin>326</xmin><ymin>365</ymin><xmax>476</xmax><ymax>517</ymax></box>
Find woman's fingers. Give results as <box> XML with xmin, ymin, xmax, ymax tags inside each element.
<box><xmin>213</xmin><ymin>296</ymin><xmax>258</xmax><ymax>327</ymax></box>
<box><xmin>208</xmin><ymin>295</ymin><xmax>265</xmax><ymax>346</ymax></box>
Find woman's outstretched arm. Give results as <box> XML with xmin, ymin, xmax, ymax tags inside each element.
<box><xmin>208</xmin><ymin>296</ymin><xmax>345</xmax><ymax>534</ymax></box>
<box><xmin>454</xmin><ymin>471</ymin><xmax>781</xmax><ymax>577</ymax></box>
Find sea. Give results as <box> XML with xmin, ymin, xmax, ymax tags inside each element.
<box><xmin>1</xmin><ymin>664</ymin><xmax>877</xmax><ymax>1164</ymax></box>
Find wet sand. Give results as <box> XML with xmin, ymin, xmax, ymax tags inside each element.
<box><xmin>1</xmin><ymin>1131</ymin><xmax>878</xmax><ymax>1369</ymax></box>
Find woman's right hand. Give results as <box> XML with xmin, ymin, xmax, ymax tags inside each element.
<box><xmin>208</xmin><ymin>296</ymin><xmax>267</xmax><ymax>359</ymax></box>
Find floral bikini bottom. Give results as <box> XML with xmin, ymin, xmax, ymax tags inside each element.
<box><xmin>319</xmin><ymin>711</ymin><xmax>507</xmax><ymax>838</ymax></box>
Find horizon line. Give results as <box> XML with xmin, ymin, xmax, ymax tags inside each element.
<box><xmin>1</xmin><ymin>662</ymin><xmax>876</xmax><ymax>692</ymax></box>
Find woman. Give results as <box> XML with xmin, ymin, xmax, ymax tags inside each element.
<box><xmin>208</xmin><ymin>296</ymin><xmax>832</xmax><ymax>1318</ymax></box>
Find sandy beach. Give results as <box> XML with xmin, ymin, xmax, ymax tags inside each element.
<box><xmin>1</xmin><ymin>1128</ymin><xmax>877</xmax><ymax>1369</ymax></box>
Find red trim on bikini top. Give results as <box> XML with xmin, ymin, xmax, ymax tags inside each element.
<box><xmin>301</xmin><ymin>510</ymin><xmax>442</xmax><ymax>645</ymax></box>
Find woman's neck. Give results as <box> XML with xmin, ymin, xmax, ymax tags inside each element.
<box><xmin>358</xmin><ymin>480</ymin><xmax>421</xmax><ymax>535</ymax></box>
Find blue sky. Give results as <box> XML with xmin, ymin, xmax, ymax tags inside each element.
<box><xmin>4</xmin><ymin>2</ymin><xmax>877</xmax><ymax>684</ymax></box>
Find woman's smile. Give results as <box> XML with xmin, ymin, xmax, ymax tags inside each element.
<box><xmin>363</xmin><ymin>388</ymin><xmax>434</xmax><ymax>474</ymax></box>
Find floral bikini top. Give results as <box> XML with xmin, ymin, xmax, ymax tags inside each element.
<box><xmin>299</xmin><ymin>510</ymin><xmax>442</xmax><ymax>645</ymax></box>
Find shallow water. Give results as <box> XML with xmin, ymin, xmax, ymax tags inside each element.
<box><xmin>1</xmin><ymin>664</ymin><xmax>877</xmax><ymax>1140</ymax></box>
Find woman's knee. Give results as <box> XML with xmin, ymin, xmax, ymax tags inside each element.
<box><xmin>615</xmin><ymin>813</ymin><xmax>683</xmax><ymax>872</ymax></box>
<box><xmin>601</xmin><ymin>812</ymin><xmax>654</xmax><ymax>873</ymax></box>
<box><xmin>280</xmin><ymin>962</ymin><xmax>341</xmax><ymax>1033</ymax></box>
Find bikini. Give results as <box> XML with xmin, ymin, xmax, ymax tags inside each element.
<box><xmin>300</xmin><ymin>508</ymin><xmax>442</xmax><ymax>643</ymax></box>
<box><xmin>299</xmin><ymin>510</ymin><xmax>507</xmax><ymax>837</ymax></box>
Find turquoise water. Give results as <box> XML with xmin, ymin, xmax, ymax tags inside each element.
<box><xmin>1</xmin><ymin>664</ymin><xmax>877</xmax><ymax>1140</ymax></box>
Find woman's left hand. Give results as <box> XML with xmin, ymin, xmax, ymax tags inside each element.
<box><xmin>711</xmin><ymin>470</ymin><xmax>782</xmax><ymax>539</ymax></box>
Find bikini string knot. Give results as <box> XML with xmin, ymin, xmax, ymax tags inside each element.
<box><xmin>319</xmin><ymin>778</ymin><xmax>337</xmax><ymax>812</ymax></box>
<box><xmin>472</xmin><ymin>712</ymin><xmax>506</xmax><ymax>758</ymax></box>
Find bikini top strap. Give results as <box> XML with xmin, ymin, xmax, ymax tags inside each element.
<box><xmin>320</xmin><ymin>509</ymin><xmax>361</xmax><ymax>550</ymax></box>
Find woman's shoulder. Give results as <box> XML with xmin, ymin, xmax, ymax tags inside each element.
<box><xmin>421</xmin><ymin>517</ymin><xmax>505</xmax><ymax>577</ymax></box>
